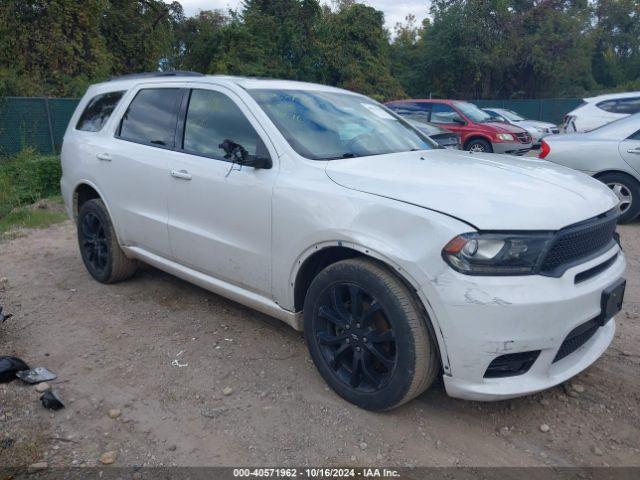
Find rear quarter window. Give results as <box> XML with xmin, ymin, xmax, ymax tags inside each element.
<box><xmin>76</xmin><ymin>91</ymin><xmax>125</xmax><ymax>132</ymax></box>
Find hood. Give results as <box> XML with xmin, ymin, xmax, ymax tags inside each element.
<box><xmin>483</xmin><ymin>121</ymin><xmax>528</xmax><ymax>134</ymax></box>
<box><xmin>325</xmin><ymin>150</ymin><xmax>618</xmax><ymax>230</ymax></box>
<box><xmin>519</xmin><ymin>120</ymin><xmax>557</xmax><ymax>130</ymax></box>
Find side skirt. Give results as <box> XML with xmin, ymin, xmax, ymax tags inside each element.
<box><xmin>122</xmin><ymin>246</ymin><xmax>303</xmax><ymax>331</ymax></box>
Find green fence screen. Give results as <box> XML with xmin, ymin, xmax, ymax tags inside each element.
<box><xmin>0</xmin><ymin>97</ymin><xmax>79</xmax><ymax>156</ymax></box>
<box><xmin>472</xmin><ymin>98</ymin><xmax>582</xmax><ymax>124</ymax></box>
<box><xmin>0</xmin><ymin>96</ymin><xmax>583</xmax><ymax>157</ymax></box>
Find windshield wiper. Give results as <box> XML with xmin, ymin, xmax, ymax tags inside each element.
<box><xmin>323</xmin><ymin>152</ymin><xmax>358</xmax><ymax>160</ymax></box>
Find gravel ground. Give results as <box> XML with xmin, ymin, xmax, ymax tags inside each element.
<box><xmin>0</xmin><ymin>220</ymin><xmax>639</xmax><ymax>469</ymax></box>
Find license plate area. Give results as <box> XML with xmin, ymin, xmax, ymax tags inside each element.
<box><xmin>600</xmin><ymin>279</ymin><xmax>626</xmax><ymax>325</ymax></box>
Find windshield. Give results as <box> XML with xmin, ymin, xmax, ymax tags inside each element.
<box><xmin>454</xmin><ymin>101</ymin><xmax>494</xmax><ymax>122</ymax></box>
<box><xmin>500</xmin><ymin>109</ymin><xmax>525</xmax><ymax>121</ymax></box>
<box><xmin>248</xmin><ymin>89</ymin><xmax>435</xmax><ymax>160</ymax></box>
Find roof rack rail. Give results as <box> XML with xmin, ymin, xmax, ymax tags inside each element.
<box><xmin>107</xmin><ymin>71</ymin><xmax>205</xmax><ymax>81</ymax></box>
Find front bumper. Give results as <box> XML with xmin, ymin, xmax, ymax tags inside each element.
<box><xmin>424</xmin><ymin>245</ymin><xmax>625</xmax><ymax>401</ymax></box>
<box><xmin>492</xmin><ymin>141</ymin><xmax>532</xmax><ymax>155</ymax></box>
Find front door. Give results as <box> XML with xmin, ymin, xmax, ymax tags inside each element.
<box><xmin>619</xmin><ymin>129</ymin><xmax>640</xmax><ymax>174</ymax></box>
<box><xmin>167</xmin><ymin>85</ymin><xmax>278</xmax><ymax>297</ymax></box>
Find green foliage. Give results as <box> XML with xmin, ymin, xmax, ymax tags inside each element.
<box><xmin>0</xmin><ymin>0</ymin><xmax>111</xmax><ymax>97</ymax></box>
<box><xmin>0</xmin><ymin>200</ymin><xmax>67</xmax><ymax>236</ymax></box>
<box><xmin>0</xmin><ymin>0</ymin><xmax>638</xmax><ymax>100</ymax></box>
<box><xmin>0</xmin><ymin>149</ymin><xmax>62</xmax><ymax>219</ymax></box>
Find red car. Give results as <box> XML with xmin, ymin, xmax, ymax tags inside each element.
<box><xmin>386</xmin><ymin>99</ymin><xmax>533</xmax><ymax>155</ymax></box>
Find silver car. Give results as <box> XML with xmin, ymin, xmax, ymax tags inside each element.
<box><xmin>483</xmin><ymin>108</ymin><xmax>559</xmax><ymax>147</ymax></box>
<box><xmin>539</xmin><ymin>112</ymin><xmax>640</xmax><ymax>223</ymax></box>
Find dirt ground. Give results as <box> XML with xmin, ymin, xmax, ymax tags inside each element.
<box><xmin>1</xmin><ymin>220</ymin><xmax>639</xmax><ymax>469</ymax></box>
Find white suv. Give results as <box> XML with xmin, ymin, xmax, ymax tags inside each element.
<box><xmin>61</xmin><ymin>73</ymin><xmax>626</xmax><ymax>410</ymax></box>
<box><xmin>563</xmin><ymin>92</ymin><xmax>640</xmax><ymax>132</ymax></box>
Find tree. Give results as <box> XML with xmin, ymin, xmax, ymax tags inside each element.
<box><xmin>0</xmin><ymin>0</ymin><xmax>111</xmax><ymax>96</ymax></box>
<box><xmin>591</xmin><ymin>0</ymin><xmax>640</xmax><ymax>90</ymax></box>
<box><xmin>316</xmin><ymin>3</ymin><xmax>404</xmax><ymax>99</ymax></box>
<box><xmin>101</xmin><ymin>0</ymin><xmax>184</xmax><ymax>74</ymax></box>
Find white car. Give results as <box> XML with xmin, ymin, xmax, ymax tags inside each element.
<box><xmin>540</xmin><ymin>113</ymin><xmax>640</xmax><ymax>223</ymax></box>
<box><xmin>61</xmin><ymin>73</ymin><xmax>626</xmax><ymax>409</ymax></box>
<box><xmin>563</xmin><ymin>92</ymin><xmax>640</xmax><ymax>133</ymax></box>
<box><xmin>482</xmin><ymin>107</ymin><xmax>559</xmax><ymax>147</ymax></box>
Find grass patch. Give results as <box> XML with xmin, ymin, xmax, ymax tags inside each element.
<box><xmin>0</xmin><ymin>148</ymin><xmax>64</xmax><ymax>236</ymax></box>
<box><xmin>0</xmin><ymin>196</ymin><xmax>67</xmax><ymax>236</ymax></box>
<box><xmin>0</xmin><ymin>148</ymin><xmax>62</xmax><ymax>219</ymax></box>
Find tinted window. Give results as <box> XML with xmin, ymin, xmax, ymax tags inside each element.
<box><xmin>598</xmin><ymin>98</ymin><xmax>640</xmax><ymax>114</ymax></box>
<box><xmin>615</xmin><ymin>98</ymin><xmax>640</xmax><ymax>115</ymax></box>
<box><xmin>183</xmin><ymin>89</ymin><xmax>262</xmax><ymax>160</ymax></box>
<box><xmin>630</xmin><ymin>130</ymin><xmax>640</xmax><ymax>140</ymax></box>
<box><xmin>118</xmin><ymin>88</ymin><xmax>183</xmax><ymax>147</ymax></box>
<box><xmin>431</xmin><ymin>104</ymin><xmax>464</xmax><ymax>124</ymax></box>
<box><xmin>76</xmin><ymin>91</ymin><xmax>124</xmax><ymax>132</ymax></box>
<box><xmin>387</xmin><ymin>102</ymin><xmax>430</xmax><ymax>118</ymax></box>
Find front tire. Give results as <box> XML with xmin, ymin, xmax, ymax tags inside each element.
<box><xmin>303</xmin><ymin>258</ymin><xmax>439</xmax><ymax>411</ymax></box>
<box><xmin>466</xmin><ymin>138</ymin><xmax>493</xmax><ymax>153</ymax></box>
<box><xmin>597</xmin><ymin>172</ymin><xmax>640</xmax><ymax>224</ymax></box>
<box><xmin>77</xmin><ymin>199</ymin><xmax>137</xmax><ymax>283</ymax></box>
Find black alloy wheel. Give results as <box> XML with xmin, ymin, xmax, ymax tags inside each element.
<box><xmin>80</xmin><ymin>211</ymin><xmax>109</xmax><ymax>274</ymax></box>
<box><xmin>77</xmin><ymin>199</ymin><xmax>137</xmax><ymax>283</ymax></box>
<box><xmin>314</xmin><ymin>282</ymin><xmax>397</xmax><ymax>392</ymax></box>
<box><xmin>304</xmin><ymin>258</ymin><xmax>439</xmax><ymax>410</ymax></box>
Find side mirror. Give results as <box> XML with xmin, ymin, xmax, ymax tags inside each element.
<box><xmin>219</xmin><ymin>139</ymin><xmax>272</xmax><ymax>170</ymax></box>
<box><xmin>452</xmin><ymin>117</ymin><xmax>466</xmax><ymax>125</ymax></box>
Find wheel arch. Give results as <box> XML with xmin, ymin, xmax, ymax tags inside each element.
<box><xmin>593</xmin><ymin>169</ymin><xmax>640</xmax><ymax>183</ymax></box>
<box><xmin>291</xmin><ymin>241</ymin><xmax>447</xmax><ymax>370</ymax></box>
<box><xmin>71</xmin><ymin>180</ymin><xmax>121</xmax><ymax>239</ymax></box>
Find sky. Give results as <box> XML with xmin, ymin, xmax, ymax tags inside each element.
<box><xmin>177</xmin><ymin>0</ymin><xmax>430</xmax><ymax>32</ymax></box>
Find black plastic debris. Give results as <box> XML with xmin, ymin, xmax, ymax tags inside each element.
<box><xmin>16</xmin><ymin>367</ymin><xmax>57</xmax><ymax>384</ymax></box>
<box><xmin>0</xmin><ymin>356</ymin><xmax>30</xmax><ymax>383</ymax></box>
<box><xmin>0</xmin><ymin>305</ymin><xmax>12</xmax><ymax>323</ymax></box>
<box><xmin>0</xmin><ymin>438</ymin><xmax>14</xmax><ymax>449</ymax></box>
<box><xmin>40</xmin><ymin>390</ymin><xmax>65</xmax><ymax>410</ymax></box>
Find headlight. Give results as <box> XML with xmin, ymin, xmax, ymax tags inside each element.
<box><xmin>496</xmin><ymin>133</ymin><xmax>514</xmax><ymax>141</ymax></box>
<box><xmin>535</xmin><ymin>127</ymin><xmax>546</xmax><ymax>132</ymax></box>
<box><xmin>442</xmin><ymin>232</ymin><xmax>553</xmax><ymax>275</ymax></box>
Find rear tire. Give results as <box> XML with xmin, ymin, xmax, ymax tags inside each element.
<box><xmin>303</xmin><ymin>258</ymin><xmax>439</xmax><ymax>411</ymax></box>
<box><xmin>77</xmin><ymin>199</ymin><xmax>137</xmax><ymax>283</ymax></box>
<box><xmin>596</xmin><ymin>172</ymin><xmax>640</xmax><ymax>224</ymax></box>
<box><xmin>466</xmin><ymin>138</ymin><xmax>493</xmax><ymax>153</ymax></box>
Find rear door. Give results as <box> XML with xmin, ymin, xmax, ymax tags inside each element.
<box><xmin>103</xmin><ymin>83</ymin><xmax>185</xmax><ymax>256</ymax></box>
<box><xmin>166</xmin><ymin>84</ymin><xmax>278</xmax><ymax>297</ymax></box>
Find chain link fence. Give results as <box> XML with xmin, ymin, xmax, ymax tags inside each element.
<box><xmin>0</xmin><ymin>96</ymin><xmax>584</xmax><ymax>157</ymax></box>
<box><xmin>0</xmin><ymin>97</ymin><xmax>79</xmax><ymax>156</ymax></box>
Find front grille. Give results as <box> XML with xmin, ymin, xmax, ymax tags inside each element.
<box><xmin>553</xmin><ymin>317</ymin><xmax>602</xmax><ymax>363</ymax></box>
<box><xmin>539</xmin><ymin>211</ymin><xmax>618</xmax><ymax>276</ymax></box>
<box><xmin>515</xmin><ymin>132</ymin><xmax>531</xmax><ymax>143</ymax></box>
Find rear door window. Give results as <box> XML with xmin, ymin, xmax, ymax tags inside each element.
<box><xmin>615</xmin><ymin>98</ymin><xmax>640</xmax><ymax>115</ymax></box>
<box><xmin>117</xmin><ymin>88</ymin><xmax>183</xmax><ymax>148</ymax></box>
<box><xmin>76</xmin><ymin>91</ymin><xmax>125</xmax><ymax>132</ymax></box>
<box><xmin>597</xmin><ymin>98</ymin><xmax>640</xmax><ymax>115</ymax></box>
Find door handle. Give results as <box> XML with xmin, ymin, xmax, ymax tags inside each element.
<box><xmin>170</xmin><ymin>169</ymin><xmax>192</xmax><ymax>180</ymax></box>
<box><xmin>627</xmin><ymin>148</ymin><xmax>640</xmax><ymax>155</ymax></box>
<box><xmin>96</xmin><ymin>153</ymin><xmax>111</xmax><ymax>162</ymax></box>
